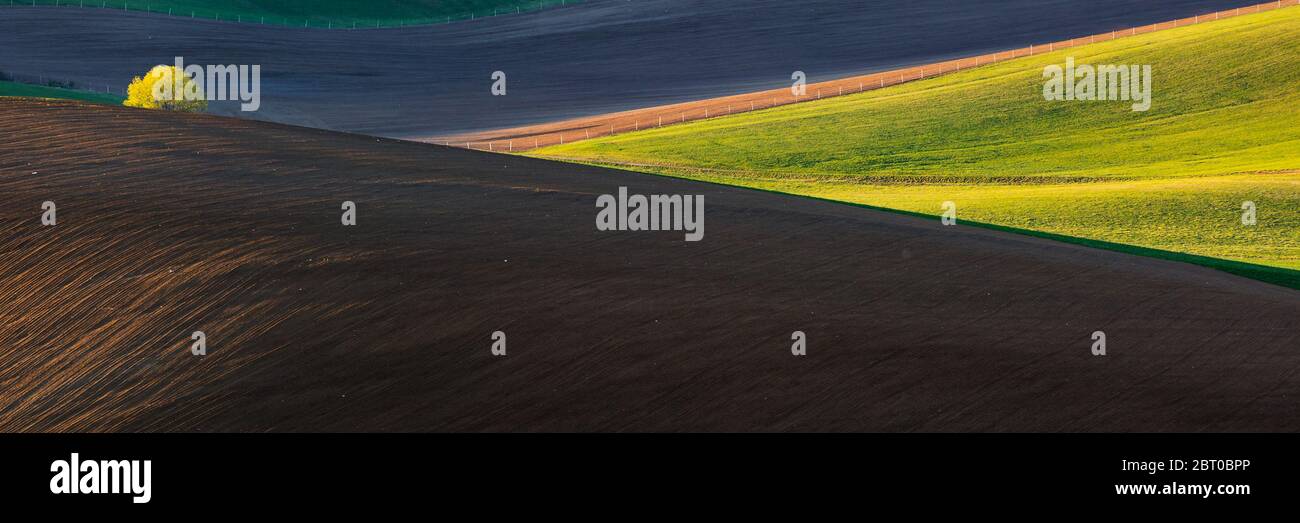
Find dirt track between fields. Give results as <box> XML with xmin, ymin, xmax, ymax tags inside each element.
<box><xmin>443</xmin><ymin>0</ymin><xmax>1300</xmax><ymax>151</ymax></box>
<box><xmin>1</xmin><ymin>98</ymin><xmax>1296</xmax><ymax>432</ymax></box>
<box><xmin>0</xmin><ymin>0</ymin><xmax>1270</xmax><ymax>141</ymax></box>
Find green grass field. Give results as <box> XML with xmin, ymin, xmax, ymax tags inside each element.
<box><xmin>8</xmin><ymin>0</ymin><xmax>568</xmax><ymax>27</ymax></box>
<box><xmin>535</xmin><ymin>7</ymin><xmax>1300</xmax><ymax>287</ymax></box>
<box><xmin>0</xmin><ymin>80</ymin><xmax>123</xmax><ymax>105</ymax></box>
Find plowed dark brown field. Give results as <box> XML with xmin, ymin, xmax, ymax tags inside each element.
<box><xmin>1</xmin><ymin>99</ymin><xmax>1296</xmax><ymax>432</ymax></box>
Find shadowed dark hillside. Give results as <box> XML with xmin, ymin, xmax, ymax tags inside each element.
<box><xmin>0</xmin><ymin>99</ymin><xmax>1296</xmax><ymax>432</ymax></box>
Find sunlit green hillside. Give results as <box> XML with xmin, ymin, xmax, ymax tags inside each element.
<box><xmin>536</xmin><ymin>6</ymin><xmax>1300</xmax><ymax>287</ymax></box>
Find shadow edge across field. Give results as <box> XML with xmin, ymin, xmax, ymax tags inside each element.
<box><xmin>532</xmin><ymin>157</ymin><xmax>1300</xmax><ymax>291</ymax></box>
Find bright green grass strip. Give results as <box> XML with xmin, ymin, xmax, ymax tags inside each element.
<box><xmin>8</xmin><ymin>0</ymin><xmax>574</xmax><ymax>26</ymax></box>
<box><xmin>0</xmin><ymin>80</ymin><xmax>123</xmax><ymax>105</ymax></box>
<box><xmin>535</xmin><ymin>7</ymin><xmax>1300</xmax><ymax>287</ymax></box>
<box><xmin>811</xmin><ymin>174</ymin><xmax>1300</xmax><ymax>288</ymax></box>
<box><xmin>540</xmin><ymin>7</ymin><xmax>1300</xmax><ymax>181</ymax></box>
<box><xmin>561</xmin><ymin>161</ymin><xmax>1300</xmax><ymax>288</ymax></box>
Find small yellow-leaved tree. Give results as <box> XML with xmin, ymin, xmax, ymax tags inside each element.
<box><xmin>124</xmin><ymin>65</ymin><xmax>207</xmax><ymax>112</ymax></box>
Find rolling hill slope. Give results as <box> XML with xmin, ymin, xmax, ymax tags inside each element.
<box><xmin>0</xmin><ymin>1</ymin><xmax>1269</xmax><ymax>138</ymax></box>
<box><xmin>2</xmin><ymin>98</ymin><xmax>1297</xmax><ymax>431</ymax></box>
<box><xmin>534</xmin><ymin>5</ymin><xmax>1300</xmax><ymax>280</ymax></box>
